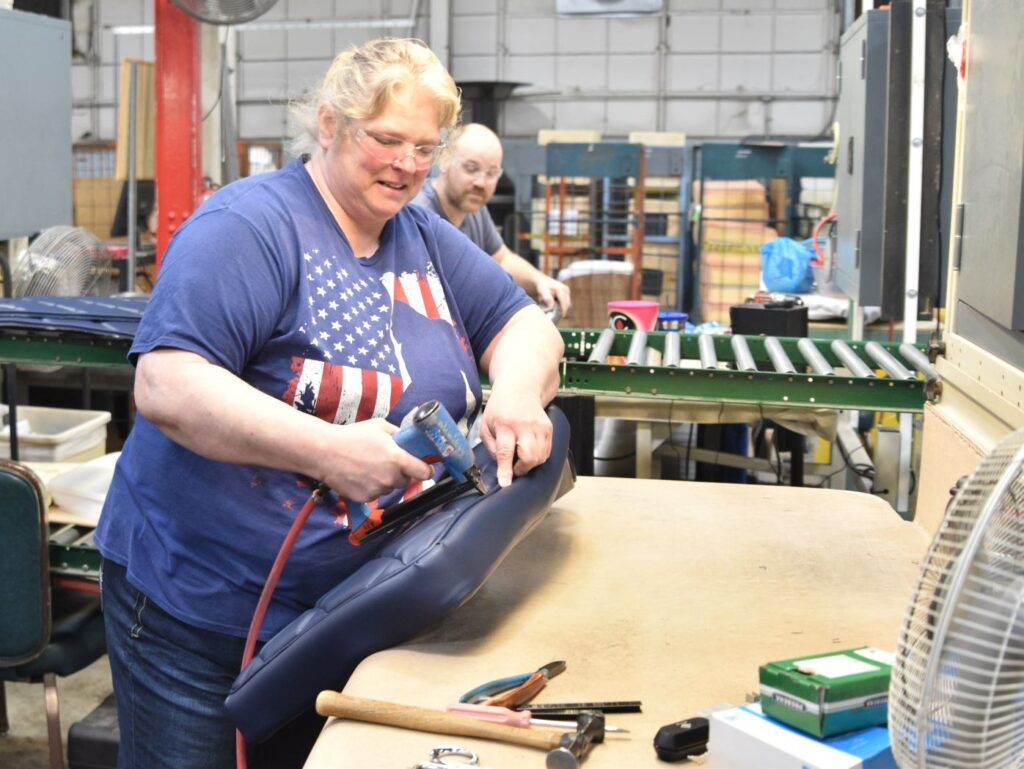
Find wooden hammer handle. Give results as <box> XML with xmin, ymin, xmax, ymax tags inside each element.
<box><xmin>315</xmin><ymin>691</ymin><xmax>564</xmax><ymax>750</ymax></box>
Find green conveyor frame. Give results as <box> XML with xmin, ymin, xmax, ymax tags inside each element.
<box><xmin>557</xmin><ymin>328</ymin><xmax>936</xmax><ymax>413</ymax></box>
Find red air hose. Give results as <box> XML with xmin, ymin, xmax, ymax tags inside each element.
<box><xmin>235</xmin><ymin>487</ymin><xmax>323</xmax><ymax>769</ymax></box>
<box><xmin>811</xmin><ymin>212</ymin><xmax>836</xmax><ymax>266</ymax></box>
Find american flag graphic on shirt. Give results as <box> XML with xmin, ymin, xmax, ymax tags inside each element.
<box><xmin>281</xmin><ymin>248</ymin><xmax>455</xmax><ymax>425</ymax></box>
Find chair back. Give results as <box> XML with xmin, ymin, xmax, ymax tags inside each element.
<box><xmin>0</xmin><ymin>460</ymin><xmax>51</xmax><ymax>667</ymax></box>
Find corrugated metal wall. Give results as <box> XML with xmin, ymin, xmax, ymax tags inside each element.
<box><xmin>70</xmin><ymin>0</ymin><xmax>838</xmax><ymax>144</ymax></box>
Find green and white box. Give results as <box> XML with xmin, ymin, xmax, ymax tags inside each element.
<box><xmin>759</xmin><ymin>647</ymin><xmax>893</xmax><ymax>738</ymax></box>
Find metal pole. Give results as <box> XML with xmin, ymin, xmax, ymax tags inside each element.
<box><xmin>898</xmin><ymin>0</ymin><xmax>928</xmax><ymax>516</ymax></box>
<box><xmin>0</xmin><ymin>243</ymin><xmax>17</xmax><ymax>460</ymax></box>
<box><xmin>127</xmin><ymin>61</ymin><xmax>138</xmax><ymax>293</ymax></box>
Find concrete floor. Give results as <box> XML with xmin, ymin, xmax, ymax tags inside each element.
<box><xmin>0</xmin><ymin>656</ymin><xmax>112</xmax><ymax>769</ymax></box>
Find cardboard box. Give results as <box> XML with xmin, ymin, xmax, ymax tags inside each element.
<box><xmin>628</xmin><ymin>130</ymin><xmax>686</xmax><ymax>146</ymax></box>
<box><xmin>556</xmin><ymin>260</ymin><xmax>633</xmax><ymax>329</ymax></box>
<box><xmin>709</xmin><ymin>703</ymin><xmax>896</xmax><ymax>769</ymax></box>
<box><xmin>699</xmin><ymin>221</ymin><xmax>778</xmax><ymax>250</ymax></box>
<box><xmin>73</xmin><ymin>176</ymin><xmax>123</xmax><ymax>240</ymax></box>
<box><xmin>537</xmin><ymin>129</ymin><xmax>602</xmax><ymax>145</ymax></box>
<box><xmin>693</xmin><ymin>179</ymin><xmax>768</xmax><ymax>208</ymax></box>
<box><xmin>643</xmin><ymin>198</ymin><xmax>681</xmax><ymax>238</ymax></box>
<box><xmin>115</xmin><ymin>58</ymin><xmax>156</xmax><ymax>181</ymax></box>
<box><xmin>759</xmin><ymin>647</ymin><xmax>893</xmax><ymax>738</ymax></box>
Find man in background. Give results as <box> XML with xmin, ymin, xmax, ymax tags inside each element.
<box><xmin>413</xmin><ymin>123</ymin><xmax>572</xmax><ymax>317</ymax></box>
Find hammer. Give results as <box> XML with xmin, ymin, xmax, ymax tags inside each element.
<box><xmin>546</xmin><ymin>711</ymin><xmax>605</xmax><ymax>769</ymax></box>
<box><xmin>316</xmin><ymin>691</ymin><xmax>566</xmax><ymax>750</ymax></box>
<box><xmin>315</xmin><ymin>692</ymin><xmax>610</xmax><ymax>765</ymax></box>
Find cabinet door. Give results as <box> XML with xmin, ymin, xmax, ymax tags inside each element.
<box><xmin>956</xmin><ymin>0</ymin><xmax>1024</xmax><ymax>333</ymax></box>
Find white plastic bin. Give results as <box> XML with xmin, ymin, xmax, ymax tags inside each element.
<box><xmin>49</xmin><ymin>452</ymin><xmax>120</xmax><ymax>524</ymax></box>
<box><xmin>0</xmin><ymin>405</ymin><xmax>111</xmax><ymax>462</ymax></box>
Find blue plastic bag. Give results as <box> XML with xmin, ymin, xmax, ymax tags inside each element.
<box><xmin>760</xmin><ymin>237</ymin><xmax>815</xmax><ymax>294</ymax></box>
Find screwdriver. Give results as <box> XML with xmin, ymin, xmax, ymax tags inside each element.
<box><xmin>446</xmin><ymin>702</ymin><xmax>629</xmax><ymax>733</ymax></box>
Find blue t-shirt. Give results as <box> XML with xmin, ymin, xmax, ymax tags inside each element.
<box><xmin>95</xmin><ymin>159</ymin><xmax>531</xmax><ymax>639</ymax></box>
<box><xmin>411</xmin><ymin>182</ymin><xmax>505</xmax><ymax>256</ymax></box>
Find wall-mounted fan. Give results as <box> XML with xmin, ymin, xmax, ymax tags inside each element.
<box><xmin>170</xmin><ymin>0</ymin><xmax>278</xmax><ymax>25</ymax></box>
<box><xmin>11</xmin><ymin>226</ymin><xmax>113</xmax><ymax>298</ymax></box>
<box><xmin>889</xmin><ymin>427</ymin><xmax>1024</xmax><ymax>768</ymax></box>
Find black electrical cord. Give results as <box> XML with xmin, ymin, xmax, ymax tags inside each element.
<box><xmin>833</xmin><ymin>428</ymin><xmax>877</xmax><ymax>483</ymax></box>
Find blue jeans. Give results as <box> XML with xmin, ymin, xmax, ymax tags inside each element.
<box><xmin>101</xmin><ymin>560</ymin><xmax>323</xmax><ymax>769</ymax></box>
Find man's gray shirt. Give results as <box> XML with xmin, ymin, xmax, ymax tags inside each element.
<box><xmin>411</xmin><ymin>182</ymin><xmax>504</xmax><ymax>256</ymax></box>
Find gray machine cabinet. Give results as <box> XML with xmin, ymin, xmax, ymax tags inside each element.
<box><xmin>834</xmin><ymin>10</ymin><xmax>890</xmax><ymax>308</ymax></box>
<box><xmin>955</xmin><ymin>0</ymin><xmax>1024</xmax><ymax>346</ymax></box>
<box><xmin>0</xmin><ymin>8</ymin><xmax>72</xmax><ymax>241</ymax></box>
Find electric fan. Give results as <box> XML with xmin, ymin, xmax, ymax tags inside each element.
<box><xmin>11</xmin><ymin>226</ymin><xmax>113</xmax><ymax>298</ymax></box>
<box><xmin>889</xmin><ymin>427</ymin><xmax>1024</xmax><ymax>769</ymax></box>
<box><xmin>170</xmin><ymin>0</ymin><xmax>278</xmax><ymax>25</ymax></box>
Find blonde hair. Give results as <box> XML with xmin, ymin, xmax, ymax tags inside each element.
<box><xmin>290</xmin><ymin>38</ymin><xmax>461</xmax><ymax>157</ymax></box>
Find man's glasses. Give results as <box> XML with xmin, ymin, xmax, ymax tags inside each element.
<box><xmin>456</xmin><ymin>158</ymin><xmax>503</xmax><ymax>182</ymax></box>
<box><xmin>353</xmin><ymin>127</ymin><xmax>445</xmax><ymax>170</ymax></box>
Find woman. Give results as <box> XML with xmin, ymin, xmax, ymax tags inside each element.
<box><xmin>95</xmin><ymin>38</ymin><xmax>564</xmax><ymax>769</ymax></box>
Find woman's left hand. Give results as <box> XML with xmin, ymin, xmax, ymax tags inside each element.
<box><xmin>477</xmin><ymin>304</ymin><xmax>564</xmax><ymax>488</ymax></box>
<box><xmin>480</xmin><ymin>391</ymin><xmax>553</xmax><ymax>488</ymax></box>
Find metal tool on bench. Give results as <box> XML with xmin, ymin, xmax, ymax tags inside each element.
<box><xmin>446</xmin><ymin>702</ymin><xmax>629</xmax><ymax>733</ymax></box>
<box><xmin>346</xmin><ymin>400</ymin><xmax>487</xmax><ymax>545</ymax></box>
<box><xmin>413</xmin><ymin>745</ymin><xmax>482</xmax><ymax>769</ymax></box>
<box><xmin>519</xmin><ymin>700</ymin><xmax>643</xmax><ymax>716</ymax></box>
<box><xmin>545</xmin><ymin>711</ymin><xmax>606</xmax><ymax>769</ymax></box>
<box><xmin>459</xmin><ymin>659</ymin><xmax>567</xmax><ymax>707</ymax></box>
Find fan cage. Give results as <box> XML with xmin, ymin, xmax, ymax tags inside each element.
<box><xmin>12</xmin><ymin>226</ymin><xmax>114</xmax><ymax>298</ymax></box>
<box><xmin>890</xmin><ymin>427</ymin><xmax>1024</xmax><ymax>769</ymax></box>
<box><xmin>170</xmin><ymin>0</ymin><xmax>278</xmax><ymax>25</ymax></box>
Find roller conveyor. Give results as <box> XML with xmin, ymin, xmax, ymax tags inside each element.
<box><xmin>730</xmin><ymin>335</ymin><xmax>758</xmax><ymax>372</ymax></box>
<box><xmin>48</xmin><ymin>523</ymin><xmax>102</xmax><ymax>580</ymax></box>
<box><xmin>764</xmin><ymin>337</ymin><xmax>797</xmax><ymax>374</ymax></box>
<box><xmin>559</xmin><ymin>328</ymin><xmax>939</xmax><ymax>413</ymax></box>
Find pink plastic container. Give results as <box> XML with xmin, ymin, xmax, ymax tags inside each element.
<box><xmin>607</xmin><ymin>300</ymin><xmax>660</xmax><ymax>331</ymax></box>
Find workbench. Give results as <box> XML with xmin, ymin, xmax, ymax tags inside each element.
<box><xmin>303</xmin><ymin>476</ymin><xmax>931</xmax><ymax>769</ymax></box>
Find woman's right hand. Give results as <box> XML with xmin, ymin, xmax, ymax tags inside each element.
<box><xmin>315</xmin><ymin>418</ymin><xmax>433</xmax><ymax>502</ymax></box>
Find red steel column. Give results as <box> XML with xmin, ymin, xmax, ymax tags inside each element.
<box><xmin>154</xmin><ymin>0</ymin><xmax>203</xmax><ymax>271</ymax></box>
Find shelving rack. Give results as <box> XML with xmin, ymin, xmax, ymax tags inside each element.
<box><xmin>539</xmin><ymin>142</ymin><xmax>647</xmax><ymax>300</ymax></box>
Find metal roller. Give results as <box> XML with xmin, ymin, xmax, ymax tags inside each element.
<box><xmin>830</xmin><ymin>340</ymin><xmax>875</xmax><ymax>378</ymax></box>
<box><xmin>865</xmin><ymin>341</ymin><xmax>915</xmax><ymax>380</ymax></box>
<box><xmin>730</xmin><ymin>335</ymin><xmax>758</xmax><ymax>372</ymax></box>
<box><xmin>587</xmin><ymin>329</ymin><xmax>616</xmax><ymax>363</ymax></box>
<box><xmin>764</xmin><ymin>337</ymin><xmax>797</xmax><ymax>374</ymax></box>
<box><xmin>698</xmin><ymin>334</ymin><xmax>718</xmax><ymax>369</ymax></box>
<box><xmin>797</xmin><ymin>338</ymin><xmax>835</xmax><ymax>375</ymax></box>
<box><xmin>898</xmin><ymin>343</ymin><xmax>939</xmax><ymax>381</ymax></box>
<box><xmin>663</xmin><ymin>332</ymin><xmax>681</xmax><ymax>367</ymax></box>
<box><xmin>626</xmin><ymin>330</ymin><xmax>648</xmax><ymax>365</ymax></box>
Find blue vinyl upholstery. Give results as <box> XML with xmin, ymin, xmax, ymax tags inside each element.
<box><xmin>226</xmin><ymin>406</ymin><xmax>572</xmax><ymax>743</ymax></box>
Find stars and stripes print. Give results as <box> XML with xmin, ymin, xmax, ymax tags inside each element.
<box><xmin>281</xmin><ymin>248</ymin><xmax>455</xmax><ymax>425</ymax></box>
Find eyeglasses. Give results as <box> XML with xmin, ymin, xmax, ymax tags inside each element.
<box><xmin>456</xmin><ymin>158</ymin><xmax>503</xmax><ymax>182</ymax></box>
<box><xmin>353</xmin><ymin>127</ymin><xmax>445</xmax><ymax>169</ymax></box>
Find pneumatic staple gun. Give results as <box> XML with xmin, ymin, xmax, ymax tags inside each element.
<box><xmin>345</xmin><ymin>400</ymin><xmax>488</xmax><ymax>545</ymax></box>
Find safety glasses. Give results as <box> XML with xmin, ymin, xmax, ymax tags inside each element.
<box><xmin>353</xmin><ymin>126</ymin><xmax>445</xmax><ymax>170</ymax></box>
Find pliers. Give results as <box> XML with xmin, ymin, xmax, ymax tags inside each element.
<box><xmin>458</xmin><ymin>660</ymin><xmax>567</xmax><ymax>708</ymax></box>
